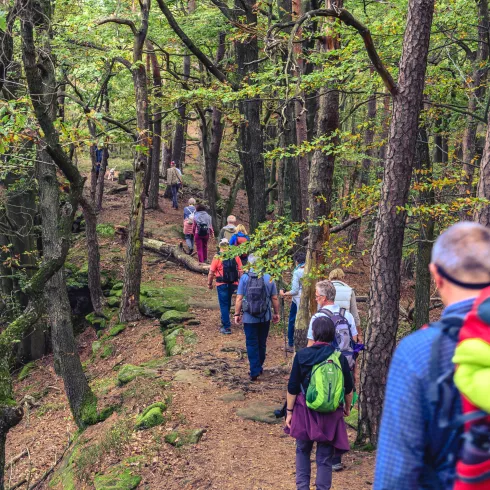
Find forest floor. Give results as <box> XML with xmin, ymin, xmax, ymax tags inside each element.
<box><xmin>5</xmin><ymin>164</ymin><xmax>421</xmax><ymax>489</ymax></box>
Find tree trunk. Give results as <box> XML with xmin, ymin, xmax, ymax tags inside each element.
<box><xmin>119</xmin><ymin>2</ymin><xmax>151</xmax><ymax>322</ymax></box>
<box><xmin>295</xmin><ymin>0</ymin><xmax>341</xmax><ymax>349</ymax></box>
<box><xmin>377</xmin><ymin>93</ymin><xmax>391</xmax><ymax>180</ymax></box>
<box><xmin>358</xmin><ymin>0</ymin><xmax>435</xmax><ymax>445</ymax></box>
<box><xmin>414</xmin><ymin>125</ymin><xmax>434</xmax><ymax>329</ymax></box>
<box><xmin>476</xmin><ymin>119</ymin><xmax>490</xmax><ymax>225</ymax></box>
<box><xmin>235</xmin><ymin>0</ymin><xmax>266</xmax><ymax>231</ymax></box>
<box><xmin>80</xmin><ymin>196</ymin><xmax>105</xmax><ymax>315</ymax></box>
<box><xmin>458</xmin><ymin>0</ymin><xmax>489</xmax><ymax>213</ymax></box>
<box><xmin>95</xmin><ymin>145</ymin><xmax>109</xmax><ymax>211</ymax></box>
<box><xmin>349</xmin><ymin>91</ymin><xmax>376</xmax><ymax>247</ymax></box>
<box><xmin>147</xmin><ymin>42</ymin><xmax>162</xmax><ymax>210</ymax></box>
<box><xmin>37</xmin><ymin>150</ymin><xmax>96</xmax><ymax>428</ymax></box>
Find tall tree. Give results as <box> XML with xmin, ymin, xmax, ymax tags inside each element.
<box><xmin>97</xmin><ymin>2</ymin><xmax>151</xmax><ymax>322</ymax></box>
<box><xmin>358</xmin><ymin>0</ymin><xmax>436</xmax><ymax>445</ymax></box>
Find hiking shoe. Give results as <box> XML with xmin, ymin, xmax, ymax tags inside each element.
<box><xmin>332</xmin><ymin>463</ymin><xmax>344</xmax><ymax>472</ymax></box>
<box><xmin>250</xmin><ymin>375</ymin><xmax>259</xmax><ymax>381</ymax></box>
<box><xmin>285</xmin><ymin>345</ymin><xmax>294</xmax><ymax>353</ymax></box>
<box><xmin>219</xmin><ymin>327</ymin><xmax>231</xmax><ymax>335</ymax></box>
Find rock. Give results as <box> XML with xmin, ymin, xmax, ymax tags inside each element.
<box><xmin>135</xmin><ymin>402</ymin><xmax>167</xmax><ymax>430</ymax></box>
<box><xmin>92</xmin><ymin>341</ymin><xmax>103</xmax><ymax>356</ymax></box>
<box><xmin>101</xmin><ymin>343</ymin><xmax>115</xmax><ymax>359</ymax></box>
<box><xmin>139</xmin><ymin>297</ymin><xmax>169</xmax><ymax>318</ymax></box>
<box><xmin>107</xmin><ymin>185</ymin><xmax>128</xmax><ymax>195</ymax></box>
<box><xmin>106</xmin><ymin>296</ymin><xmax>120</xmax><ymax>307</ymax></box>
<box><xmin>164</xmin><ymin>328</ymin><xmax>197</xmax><ymax>356</ymax></box>
<box><xmin>94</xmin><ymin>467</ymin><xmax>141</xmax><ymax>490</ymax></box>
<box><xmin>160</xmin><ymin>310</ymin><xmax>195</xmax><ymax>328</ymax></box>
<box><xmin>173</xmin><ymin>369</ymin><xmax>207</xmax><ymax>388</ymax></box>
<box><xmin>164</xmin><ymin>428</ymin><xmax>206</xmax><ymax>447</ymax></box>
<box><xmin>236</xmin><ymin>402</ymin><xmax>283</xmax><ymax>424</ymax></box>
<box><xmin>219</xmin><ymin>392</ymin><xmax>246</xmax><ymax>402</ymax></box>
<box><xmin>186</xmin><ymin>319</ymin><xmax>201</xmax><ymax>326</ymax></box>
<box><xmin>112</xmin><ymin>282</ymin><xmax>124</xmax><ymax>291</ymax></box>
<box><xmin>107</xmin><ymin>323</ymin><xmax>126</xmax><ymax>337</ymax></box>
<box><xmin>117</xmin><ymin>364</ymin><xmax>154</xmax><ymax>385</ymax></box>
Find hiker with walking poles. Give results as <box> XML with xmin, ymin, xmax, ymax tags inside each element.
<box><xmin>374</xmin><ymin>222</ymin><xmax>490</xmax><ymax>490</ymax></box>
<box><xmin>280</xmin><ymin>251</ymin><xmax>306</xmax><ymax>352</ymax></box>
<box><xmin>285</xmin><ymin>315</ymin><xmax>353</xmax><ymax>490</ymax></box>
<box><xmin>234</xmin><ymin>255</ymin><xmax>280</xmax><ymax>381</ymax></box>
<box><xmin>308</xmin><ymin>280</ymin><xmax>363</xmax><ymax>472</ymax></box>
<box><xmin>208</xmin><ymin>238</ymin><xmax>243</xmax><ymax>335</ymax></box>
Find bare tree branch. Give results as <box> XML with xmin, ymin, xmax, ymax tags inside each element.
<box><xmin>97</xmin><ymin>17</ymin><xmax>138</xmax><ymax>36</ymax></box>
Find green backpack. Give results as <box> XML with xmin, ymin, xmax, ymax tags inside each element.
<box><xmin>305</xmin><ymin>350</ymin><xmax>344</xmax><ymax>412</ymax></box>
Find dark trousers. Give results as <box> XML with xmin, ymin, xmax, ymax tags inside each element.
<box><xmin>171</xmin><ymin>184</ymin><xmax>179</xmax><ymax>208</ymax></box>
<box><xmin>194</xmin><ymin>234</ymin><xmax>209</xmax><ymax>263</ymax></box>
<box><xmin>288</xmin><ymin>301</ymin><xmax>298</xmax><ymax>347</ymax></box>
<box><xmin>296</xmin><ymin>440</ymin><xmax>333</xmax><ymax>490</ymax></box>
<box><xmin>217</xmin><ymin>284</ymin><xmax>236</xmax><ymax>329</ymax></box>
<box><xmin>184</xmin><ymin>233</ymin><xmax>194</xmax><ymax>252</ymax></box>
<box><xmin>243</xmin><ymin>321</ymin><xmax>270</xmax><ymax>377</ymax></box>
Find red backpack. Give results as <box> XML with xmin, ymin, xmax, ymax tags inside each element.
<box><xmin>452</xmin><ymin>287</ymin><xmax>490</xmax><ymax>490</ymax></box>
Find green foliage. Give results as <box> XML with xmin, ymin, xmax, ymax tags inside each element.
<box><xmin>96</xmin><ymin>223</ymin><xmax>116</xmax><ymax>238</ymax></box>
<box><xmin>18</xmin><ymin>361</ymin><xmax>36</xmax><ymax>381</ymax></box>
<box><xmin>135</xmin><ymin>402</ymin><xmax>167</xmax><ymax>430</ymax></box>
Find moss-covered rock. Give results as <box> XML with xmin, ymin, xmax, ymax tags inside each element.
<box><xmin>94</xmin><ymin>467</ymin><xmax>141</xmax><ymax>490</ymax></box>
<box><xmin>135</xmin><ymin>402</ymin><xmax>166</xmax><ymax>430</ymax></box>
<box><xmin>106</xmin><ymin>296</ymin><xmax>120</xmax><ymax>307</ymax></box>
<box><xmin>92</xmin><ymin>341</ymin><xmax>103</xmax><ymax>356</ymax></box>
<box><xmin>139</xmin><ymin>297</ymin><xmax>169</xmax><ymax>318</ymax></box>
<box><xmin>107</xmin><ymin>323</ymin><xmax>126</xmax><ymax>337</ymax></box>
<box><xmin>160</xmin><ymin>310</ymin><xmax>195</xmax><ymax>328</ymax></box>
<box><xmin>96</xmin><ymin>223</ymin><xmax>116</xmax><ymax>238</ymax></box>
<box><xmin>117</xmin><ymin>364</ymin><xmax>154</xmax><ymax>385</ymax></box>
<box><xmin>18</xmin><ymin>361</ymin><xmax>36</xmax><ymax>381</ymax></box>
<box><xmin>163</xmin><ymin>327</ymin><xmax>197</xmax><ymax>356</ymax></box>
<box><xmin>164</xmin><ymin>428</ymin><xmax>206</xmax><ymax>447</ymax></box>
<box><xmin>101</xmin><ymin>343</ymin><xmax>115</xmax><ymax>359</ymax></box>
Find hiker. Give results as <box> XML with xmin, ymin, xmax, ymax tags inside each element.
<box><xmin>235</xmin><ymin>255</ymin><xmax>280</xmax><ymax>380</ymax></box>
<box><xmin>218</xmin><ymin>215</ymin><xmax>237</xmax><ymax>242</ymax></box>
<box><xmin>308</xmin><ymin>280</ymin><xmax>359</xmax><ymax>472</ymax></box>
<box><xmin>192</xmin><ymin>204</ymin><xmax>214</xmax><ymax>263</ymax></box>
<box><xmin>280</xmin><ymin>250</ymin><xmax>306</xmax><ymax>352</ymax></box>
<box><xmin>285</xmin><ymin>316</ymin><xmax>353</xmax><ymax>490</ymax></box>
<box><xmin>229</xmin><ymin>224</ymin><xmax>250</xmax><ymax>265</ymax></box>
<box><xmin>374</xmin><ymin>222</ymin><xmax>490</xmax><ymax>489</ymax></box>
<box><xmin>166</xmin><ymin>161</ymin><xmax>182</xmax><ymax>209</ymax></box>
<box><xmin>328</xmin><ymin>268</ymin><xmax>361</xmax><ymax>333</ymax></box>
<box><xmin>208</xmin><ymin>238</ymin><xmax>243</xmax><ymax>335</ymax></box>
<box><xmin>183</xmin><ymin>198</ymin><xmax>196</xmax><ymax>255</ymax></box>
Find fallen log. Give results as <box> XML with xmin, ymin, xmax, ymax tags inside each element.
<box><xmin>107</xmin><ymin>185</ymin><xmax>128</xmax><ymax>195</ymax></box>
<box><xmin>144</xmin><ymin>238</ymin><xmax>209</xmax><ymax>274</ymax></box>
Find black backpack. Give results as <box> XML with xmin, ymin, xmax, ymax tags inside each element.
<box><xmin>197</xmin><ymin>221</ymin><xmax>209</xmax><ymax>237</ymax></box>
<box><xmin>243</xmin><ymin>272</ymin><xmax>268</xmax><ymax>318</ymax></box>
<box><xmin>218</xmin><ymin>258</ymin><xmax>239</xmax><ymax>284</ymax></box>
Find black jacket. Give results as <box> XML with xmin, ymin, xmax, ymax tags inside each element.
<box><xmin>287</xmin><ymin>343</ymin><xmax>353</xmax><ymax>396</ymax></box>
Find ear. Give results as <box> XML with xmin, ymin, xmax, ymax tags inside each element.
<box><xmin>429</xmin><ymin>263</ymin><xmax>443</xmax><ymax>290</ymax></box>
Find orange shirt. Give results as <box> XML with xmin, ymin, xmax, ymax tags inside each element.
<box><xmin>210</xmin><ymin>256</ymin><xmax>243</xmax><ymax>286</ymax></box>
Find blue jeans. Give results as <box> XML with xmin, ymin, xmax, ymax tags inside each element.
<box><xmin>171</xmin><ymin>184</ymin><xmax>179</xmax><ymax>208</ymax></box>
<box><xmin>288</xmin><ymin>301</ymin><xmax>298</xmax><ymax>347</ymax></box>
<box><xmin>184</xmin><ymin>234</ymin><xmax>194</xmax><ymax>252</ymax></box>
<box><xmin>217</xmin><ymin>284</ymin><xmax>236</xmax><ymax>329</ymax></box>
<box><xmin>296</xmin><ymin>440</ymin><xmax>333</xmax><ymax>490</ymax></box>
<box><xmin>243</xmin><ymin>321</ymin><xmax>270</xmax><ymax>377</ymax></box>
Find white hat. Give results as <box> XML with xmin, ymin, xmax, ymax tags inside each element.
<box><xmin>219</xmin><ymin>238</ymin><xmax>229</xmax><ymax>246</ymax></box>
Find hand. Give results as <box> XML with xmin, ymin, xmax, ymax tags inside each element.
<box><xmin>285</xmin><ymin>412</ymin><xmax>292</xmax><ymax>429</ymax></box>
<box><xmin>234</xmin><ymin>314</ymin><xmax>242</xmax><ymax>325</ymax></box>
<box><xmin>279</xmin><ymin>289</ymin><xmax>285</xmax><ymax>297</ymax></box>
<box><xmin>208</xmin><ymin>283</ymin><xmax>213</xmax><ymax>290</ymax></box>
<box><xmin>343</xmin><ymin>406</ymin><xmax>351</xmax><ymax>417</ymax></box>
<box><xmin>272</xmin><ymin>313</ymin><xmax>280</xmax><ymax>324</ymax></box>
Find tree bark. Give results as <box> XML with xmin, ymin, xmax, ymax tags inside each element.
<box><xmin>95</xmin><ymin>145</ymin><xmax>109</xmax><ymax>211</ymax></box>
<box><xmin>459</xmin><ymin>0</ymin><xmax>489</xmax><ymax>213</ymax></box>
<box><xmin>414</xmin><ymin>125</ymin><xmax>434</xmax><ymax>329</ymax></box>
<box><xmin>476</xmin><ymin>119</ymin><xmax>490</xmax><ymax>225</ymax></box>
<box><xmin>294</xmin><ymin>0</ymin><xmax>341</xmax><ymax>349</ymax></box>
<box><xmin>147</xmin><ymin>42</ymin><xmax>162</xmax><ymax>210</ymax></box>
<box><xmin>119</xmin><ymin>1</ymin><xmax>151</xmax><ymax>322</ymax></box>
<box><xmin>358</xmin><ymin>0</ymin><xmax>435</xmax><ymax>445</ymax></box>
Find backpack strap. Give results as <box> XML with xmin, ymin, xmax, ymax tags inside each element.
<box><xmin>339</xmin><ymin>307</ymin><xmax>346</xmax><ymax>317</ymax></box>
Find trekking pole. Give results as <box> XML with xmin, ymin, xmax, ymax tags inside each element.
<box><xmin>278</xmin><ymin>279</ymin><xmax>287</xmax><ymax>359</ymax></box>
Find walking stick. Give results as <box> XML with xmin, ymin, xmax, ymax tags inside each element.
<box><xmin>280</xmin><ymin>294</ymin><xmax>287</xmax><ymax>358</ymax></box>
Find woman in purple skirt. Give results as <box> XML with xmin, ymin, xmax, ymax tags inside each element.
<box><xmin>285</xmin><ymin>317</ymin><xmax>353</xmax><ymax>490</ymax></box>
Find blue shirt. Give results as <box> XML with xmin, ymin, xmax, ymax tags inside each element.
<box><xmin>374</xmin><ymin>297</ymin><xmax>476</xmax><ymax>490</ymax></box>
<box><xmin>236</xmin><ymin>272</ymin><xmax>278</xmax><ymax>324</ymax></box>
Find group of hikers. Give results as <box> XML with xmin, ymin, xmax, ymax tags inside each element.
<box><xmin>199</xmin><ymin>219</ymin><xmax>489</xmax><ymax>490</ymax></box>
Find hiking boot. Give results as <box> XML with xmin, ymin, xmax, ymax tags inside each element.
<box><xmin>285</xmin><ymin>345</ymin><xmax>294</xmax><ymax>353</ymax></box>
<box><xmin>219</xmin><ymin>327</ymin><xmax>231</xmax><ymax>335</ymax></box>
<box><xmin>332</xmin><ymin>463</ymin><xmax>344</xmax><ymax>472</ymax></box>
<box><xmin>250</xmin><ymin>375</ymin><xmax>259</xmax><ymax>381</ymax></box>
